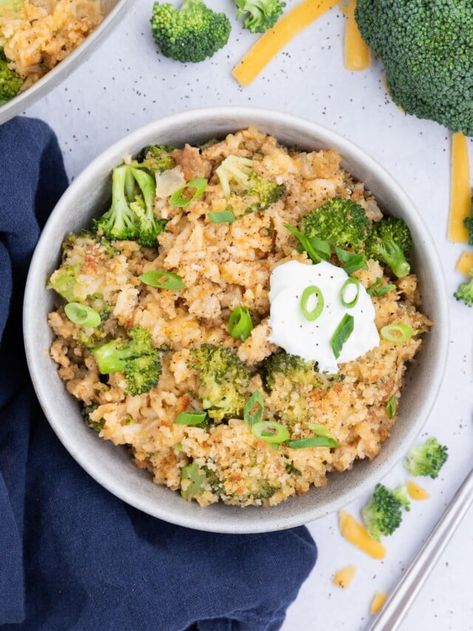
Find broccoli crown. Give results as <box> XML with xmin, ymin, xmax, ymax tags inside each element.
<box><xmin>454</xmin><ymin>271</ymin><xmax>473</xmax><ymax>307</ymax></box>
<box><xmin>300</xmin><ymin>197</ymin><xmax>370</xmax><ymax>251</ymax></box>
<box><xmin>189</xmin><ymin>344</ymin><xmax>251</xmax><ymax>420</ymax></box>
<box><xmin>356</xmin><ymin>0</ymin><xmax>473</xmax><ymax>136</ymax></box>
<box><xmin>136</xmin><ymin>145</ymin><xmax>175</xmax><ymax>173</ymax></box>
<box><xmin>365</xmin><ymin>217</ymin><xmax>412</xmax><ymax>278</ymax></box>
<box><xmin>235</xmin><ymin>0</ymin><xmax>285</xmax><ymax>33</ymax></box>
<box><xmin>405</xmin><ymin>437</ymin><xmax>448</xmax><ymax>479</ymax></box>
<box><xmin>361</xmin><ymin>483</ymin><xmax>406</xmax><ymax>541</ymax></box>
<box><xmin>93</xmin><ymin>326</ymin><xmax>162</xmax><ymax>396</ymax></box>
<box><xmin>244</xmin><ymin>173</ymin><xmax>286</xmax><ymax>213</ymax></box>
<box><xmin>263</xmin><ymin>351</ymin><xmax>319</xmax><ymax>391</ymax></box>
<box><xmin>0</xmin><ymin>53</ymin><xmax>23</xmax><ymax>105</ymax></box>
<box><xmin>93</xmin><ymin>165</ymin><xmax>166</xmax><ymax>248</ymax></box>
<box><xmin>151</xmin><ymin>0</ymin><xmax>231</xmax><ymax>63</ymax></box>
<box><xmin>393</xmin><ymin>484</ymin><xmax>411</xmax><ymax>511</ymax></box>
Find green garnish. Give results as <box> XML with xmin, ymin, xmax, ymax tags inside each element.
<box><xmin>175</xmin><ymin>410</ymin><xmax>208</xmax><ymax>426</ymax></box>
<box><xmin>64</xmin><ymin>303</ymin><xmax>101</xmax><ymax>328</ymax></box>
<box><xmin>227</xmin><ymin>306</ymin><xmax>253</xmax><ymax>340</ymax></box>
<box><xmin>339</xmin><ymin>277</ymin><xmax>360</xmax><ymax>308</ymax></box>
<box><xmin>170</xmin><ymin>177</ymin><xmax>208</xmax><ymax>208</ymax></box>
<box><xmin>252</xmin><ymin>420</ymin><xmax>289</xmax><ymax>444</ymax></box>
<box><xmin>386</xmin><ymin>395</ymin><xmax>397</xmax><ymax>419</ymax></box>
<box><xmin>244</xmin><ymin>390</ymin><xmax>265</xmax><ymax>426</ymax></box>
<box><xmin>300</xmin><ymin>285</ymin><xmax>324</xmax><ymax>321</ymax></box>
<box><xmin>335</xmin><ymin>247</ymin><xmax>368</xmax><ymax>274</ymax></box>
<box><xmin>330</xmin><ymin>314</ymin><xmax>354</xmax><ymax>359</ymax></box>
<box><xmin>367</xmin><ymin>278</ymin><xmax>396</xmax><ymax>297</ymax></box>
<box><xmin>139</xmin><ymin>270</ymin><xmax>186</xmax><ymax>290</ymax></box>
<box><xmin>208</xmin><ymin>210</ymin><xmax>235</xmax><ymax>224</ymax></box>
<box><xmin>181</xmin><ymin>462</ymin><xmax>206</xmax><ymax>500</ymax></box>
<box><xmin>284</xmin><ymin>224</ymin><xmax>329</xmax><ymax>263</ymax></box>
<box><xmin>381</xmin><ymin>323</ymin><xmax>413</xmax><ymax>344</ymax></box>
<box><xmin>286</xmin><ymin>435</ymin><xmax>338</xmax><ymax>449</ymax></box>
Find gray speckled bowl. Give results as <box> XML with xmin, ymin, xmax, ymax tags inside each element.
<box><xmin>0</xmin><ymin>0</ymin><xmax>132</xmax><ymax>125</ymax></box>
<box><xmin>23</xmin><ymin>108</ymin><xmax>449</xmax><ymax>533</ymax></box>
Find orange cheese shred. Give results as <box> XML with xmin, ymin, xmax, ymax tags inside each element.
<box><xmin>233</xmin><ymin>0</ymin><xmax>340</xmax><ymax>86</ymax></box>
<box><xmin>333</xmin><ymin>565</ymin><xmax>357</xmax><ymax>588</ymax></box>
<box><xmin>448</xmin><ymin>132</ymin><xmax>471</xmax><ymax>243</ymax></box>
<box><xmin>406</xmin><ymin>480</ymin><xmax>430</xmax><ymax>501</ymax></box>
<box><xmin>456</xmin><ymin>251</ymin><xmax>473</xmax><ymax>275</ymax></box>
<box><xmin>370</xmin><ymin>591</ymin><xmax>388</xmax><ymax>615</ymax></box>
<box><xmin>343</xmin><ymin>0</ymin><xmax>371</xmax><ymax>71</ymax></box>
<box><xmin>338</xmin><ymin>511</ymin><xmax>386</xmax><ymax>559</ymax></box>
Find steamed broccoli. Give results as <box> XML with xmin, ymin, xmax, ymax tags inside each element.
<box><xmin>365</xmin><ymin>218</ymin><xmax>412</xmax><ymax>278</ymax></box>
<box><xmin>300</xmin><ymin>197</ymin><xmax>370</xmax><ymax>251</ymax></box>
<box><xmin>405</xmin><ymin>437</ymin><xmax>448</xmax><ymax>479</ymax></box>
<box><xmin>151</xmin><ymin>0</ymin><xmax>231</xmax><ymax>63</ymax></box>
<box><xmin>356</xmin><ymin>0</ymin><xmax>473</xmax><ymax>136</ymax></box>
<box><xmin>454</xmin><ymin>271</ymin><xmax>473</xmax><ymax>307</ymax></box>
<box><xmin>216</xmin><ymin>155</ymin><xmax>286</xmax><ymax>216</ymax></box>
<box><xmin>0</xmin><ymin>52</ymin><xmax>23</xmax><ymax>105</ymax></box>
<box><xmin>189</xmin><ymin>344</ymin><xmax>251</xmax><ymax>420</ymax></box>
<box><xmin>93</xmin><ymin>165</ymin><xmax>166</xmax><ymax>247</ymax></box>
<box><xmin>135</xmin><ymin>145</ymin><xmax>175</xmax><ymax>173</ymax></box>
<box><xmin>235</xmin><ymin>0</ymin><xmax>285</xmax><ymax>33</ymax></box>
<box><xmin>362</xmin><ymin>483</ymin><xmax>410</xmax><ymax>541</ymax></box>
<box><xmin>93</xmin><ymin>326</ymin><xmax>162</xmax><ymax>396</ymax></box>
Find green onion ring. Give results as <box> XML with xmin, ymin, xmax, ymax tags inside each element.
<box><xmin>139</xmin><ymin>270</ymin><xmax>186</xmax><ymax>290</ymax></box>
<box><xmin>244</xmin><ymin>391</ymin><xmax>265</xmax><ymax>426</ymax></box>
<box><xmin>175</xmin><ymin>410</ymin><xmax>207</xmax><ymax>426</ymax></box>
<box><xmin>330</xmin><ymin>313</ymin><xmax>355</xmax><ymax>359</ymax></box>
<box><xmin>286</xmin><ymin>435</ymin><xmax>339</xmax><ymax>449</ymax></box>
<box><xmin>227</xmin><ymin>306</ymin><xmax>253</xmax><ymax>340</ymax></box>
<box><xmin>170</xmin><ymin>177</ymin><xmax>207</xmax><ymax>208</ymax></box>
<box><xmin>340</xmin><ymin>277</ymin><xmax>360</xmax><ymax>308</ymax></box>
<box><xmin>252</xmin><ymin>421</ymin><xmax>289</xmax><ymax>444</ymax></box>
<box><xmin>208</xmin><ymin>210</ymin><xmax>235</xmax><ymax>224</ymax></box>
<box><xmin>300</xmin><ymin>285</ymin><xmax>324</xmax><ymax>321</ymax></box>
<box><xmin>381</xmin><ymin>323</ymin><xmax>413</xmax><ymax>344</ymax></box>
<box><xmin>386</xmin><ymin>395</ymin><xmax>397</xmax><ymax>419</ymax></box>
<box><xmin>64</xmin><ymin>303</ymin><xmax>101</xmax><ymax>328</ymax></box>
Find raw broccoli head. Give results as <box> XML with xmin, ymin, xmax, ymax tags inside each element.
<box><xmin>235</xmin><ymin>0</ymin><xmax>285</xmax><ymax>33</ymax></box>
<box><xmin>151</xmin><ymin>0</ymin><xmax>231</xmax><ymax>63</ymax></box>
<box><xmin>356</xmin><ymin>0</ymin><xmax>473</xmax><ymax>136</ymax></box>
<box><xmin>136</xmin><ymin>145</ymin><xmax>175</xmax><ymax>173</ymax></box>
<box><xmin>454</xmin><ymin>271</ymin><xmax>473</xmax><ymax>307</ymax></box>
<box><xmin>189</xmin><ymin>344</ymin><xmax>251</xmax><ymax>420</ymax></box>
<box><xmin>361</xmin><ymin>483</ymin><xmax>408</xmax><ymax>541</ymax></box>
<box><xmin>0</xmin><ymin>52</ymin><xmax>23</xmax><ymax>105</ymax></box>
<box><xmin>405</xmin><ymin>437</ymin><xmax>448</xmax><ymax>479</ymax></box>
<box><xmin>365</xmin><ymin>217</ymin><xmax>412</xmax><ymax>278</ymax></box>
<box><xmin>93</xmin><ymin>326</ymin><xmax>162</xmax><ymax>396</ymax></box>
<box><xmin>300</xmin><ymin>197</ymin><xmax>370</xmax><ymax>251</ymax></box>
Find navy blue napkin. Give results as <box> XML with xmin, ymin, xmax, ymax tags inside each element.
<box><xmin>0</xmin><ymin>117</ymin><xmax>317</xmax><ymax>631</ymax></box>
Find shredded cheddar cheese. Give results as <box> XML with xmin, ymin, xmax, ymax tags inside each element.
<box><xmin>233</xmin><ymin>0</ymin><xmax>339</xmax><ymax>86</ymax></box>
<box><xmin>456</xmin><ymin>251</ymin><xmax>473</xmax><ymax>275</ymax></box>
<box><xmin>343</xmin><ymin>0</ymin><xmax>371</xmax><ymax>71</ymax></box>
<box><xmin>338</xmin><ymin>511</ymin><xmax>386</xmax><ymax>559</ymax></box>
<box><xmin>448</xmin><ymin>132</ymin><xmax>471</xmax><ymax>243</ymax></box>
<box><xmin>333</xmin><ymin>565</ymin><xmax>357</xmax><ymax>588</ymax></box>
<box><xmin>406</xmin><ymin>480</ymin><xmax>430</xmax><ymax>501</ymax></box>
<box><xmin>370</xmin><ymin>591</ymin><xmax>388</xmax><ymax>615</ymax></box>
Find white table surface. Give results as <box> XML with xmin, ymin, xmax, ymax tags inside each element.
<box><xmin>25</xmin><ymin>1</ymin><xmax>473</xmax><ymax>629</ymax></box>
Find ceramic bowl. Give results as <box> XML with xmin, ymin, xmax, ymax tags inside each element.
<box><xmin>23</xmin><ymin>108</ymin><xmax>449</xmax><ymax>533</ymax></box>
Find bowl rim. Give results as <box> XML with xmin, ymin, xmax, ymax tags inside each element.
<box><xmin>23</xmin><ymin>107</ymin><xmax>449</xmax><ymax>533</ymax></box>
<box><xmin>0</xmin><ymin>0</ymin><xmax>133</xmax><ymax>125</ymax></box>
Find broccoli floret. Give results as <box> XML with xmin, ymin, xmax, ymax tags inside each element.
<box><xmin>393</xmin><ymin>484</ymin><xmax>411</xmax><ymax>511</ymax></box>
<box><xmin>216</xmin><ymin>155</ymin><xmax>286</xmax><ymax>216</ymax></box>
<box><xmin>129</xmin><ymin>167</ymin><xmax>167</xmax><ymax>247</ymax></box>
<box><xmin>48</xmin><ymin>263</ymin><xmax>80</xmax><ymax>302</ymax></box>
<box><xmin>136</xmin><ymin>145</ymin><xmax>175</xmax><ymax>173</ymax></box>
<box><xmin>235</xmin><ymin>0</ymin><xmax>285</xmax><ymax>33</ymax></box>
<box><xmin>0</xmin><ymin>50</ymin><xmax>23</xmax><ymax>105</ymax></box>
<box><xmin>300</xmin><ymin>197</ymin><xmax>370</xmax><ymax>251</ymax></box>
<box><xmin>189</xmin><ymin>344</ymin><xmax>251</xmax><ymax>420</ymax></box>
<box><xmin>81</xmin><ymin>404</ymin><xmax>105</xmax><ymax>433</ymax></box>
<box><xmin>464</xmin><ymin>194</ymin><xmax>473</xmax><ymax>246</ymax></box>
<box><xmin>93</xmin><ymin>326</ymin><xmax>162</xmax><ymax>396</ymax></box>
<box><xmin>356</xmin><ymin>1</ymin><xmax>473</xmax><ymax>136</ymax></box>
<box><xmin>405</xmin><ymin>437</ymin><xmax>448</xmax><ymax>479</ymax></box>
<box><xmin>94</xmin><ymin>166</ymin><xmax>139</xmax><ymax>242</ymax></box>
<box><xmin>454</xmin><ymin>271</ymin><xmax>473</xmax><ymax>307</ymax></box>
<box><xmin>362</xmin><ymin>483</ymin><xmax>409</xmax><ymax>541</ymax></box>
<box><xmin>365</xmin><ymin>217</ymin><xmax>412</xmax><ymax>278</ymax></box>
<box><xmin>151</xmin><ymin>0</ymin><xmax>231</xmax><ymax>63</ymax></box>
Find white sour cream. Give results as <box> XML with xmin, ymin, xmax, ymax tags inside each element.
<box><xmin>268</xmin><ymin>260</ymin><xmax>379</xmax><ymax>373</ymax></box>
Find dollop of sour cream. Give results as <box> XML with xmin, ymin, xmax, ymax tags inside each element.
<box><xmin>268</xmin><ymin>260</ymin><xmax>380</xmax><ymax>373</ymax></box>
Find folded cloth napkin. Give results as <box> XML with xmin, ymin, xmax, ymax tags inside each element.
<box><xmin>0</xmin><ymin>117</ymin><xmax>317</xmax><ymax>631</ymax></box>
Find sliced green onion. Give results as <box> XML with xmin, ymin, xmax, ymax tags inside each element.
<box><xmin>208</xmin><ymin>210</ymin><xmax>235</xmax><ymax>224</ymax></box>
<box><xmin>175</xmin><ymin>410</ymin><xmax>207</xmax><ymax>426</ymax></box>
<box><xmin>381</xmin><ymin>323</ymin><xmax>413</xmax><ymax>344</ymax></box>
<box><xmin>252</xmin><ymin>421</ymin><xmax>289</xmax><ymax>444</ymax></box>
<box><xmin>286</xmin><ymin>435</ymin><xmax>339</xmax><ymax>449</ymax></box>
<box><xmin>386</xmin><ymin>395</ymin><xmax>397</xmax><ymax>419</ymax></box>
<box><xmin>308</xmin><ymin>236</ymin><xmax>331</xmax><ymax>260</ymax></box>
<box><xmin>335</xmin><ymin>247</ymin><xmax>368</xmax><ymax>274</ymax></box>
<box><xmin>284</xmin><ymin>224</ymin><xmax>326</xmax><ymax>263</ymax></box>
<box><xmin>340</xmin><ymin>277</ymin><xmax>360</xmax><ymax>308</ymax></box>
<box><xmin>367</xmin><ymin>278</ymin><xmax>396</xmax><ymax>297</ymax></box>
<box><xmin>300</xmin><ymin>285</ymin><xmax>324</xmax><ymax>321</ymax></box>
<box><xmin>170</xmin><ymin>177</ymin><xmax>208</xmax><ymax>208</ymax></box>
<box><xmin>139</xmin><ymin>270</ymin><xmax>186</xmax><ymax>290</ymax></box>
<box><xmin>244</xmin><ymin>391</ymin><xmax>265</xmax><ymax>426</ymax></box>
<box><xmin>310</xmin><ymin>423</ymin><xmax>335</xmax><ymax>439</ymax></box>
<box><xmin>331</xmin><ymin>313</ymin><xmax>354</xmax><ymax>359</ymax></box>
<box><xmin>65</xmin><ymin>303</ymin><xmax>101</xmax><ymax>328</ymax></box>
<box><xmin>227</xmin><ymin>306</ymin><xmax>253</xmax><ymax>340</ymax></box>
